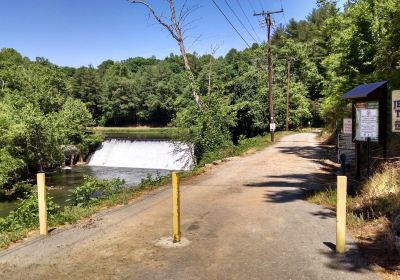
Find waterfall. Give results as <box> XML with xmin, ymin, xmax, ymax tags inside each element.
<box><xmin>88</xmin><ymin>139</ymin><xmax>194</xmax><ymax>171</ymax></box>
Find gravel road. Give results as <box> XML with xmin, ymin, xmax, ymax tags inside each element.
<box><xmin>0</xmin><ymin>132</ymin><xmax>380</xmax><ymax>280</ymax></box>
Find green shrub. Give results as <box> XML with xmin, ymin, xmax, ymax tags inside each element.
<box><xmin>67</xmin><ymin>176</ymin><xmax>125</xmax><ymax>206</ymax></box>
<box><xmin>13</xmin><ymin>182</ymin><xmax>33</xmax><ymax>199</ymax></box>
<box><xmin>0</xmin><ymin>193</ymin><xmax>60</xmax><ymax>232</ymax></box>
<box><xmin>136</xmin><ymin>172</ymin><xmax>167</xmax><ymax>190</ymax></box>
<box><xmin>173</xmin><ymin>93</ymin><xmax>235</xmax><ymax>162</ymax></box>
<box><xmin>0</xmin><ymin>189</ymin><xmax>6</xmax><ymax>201</ymax></box>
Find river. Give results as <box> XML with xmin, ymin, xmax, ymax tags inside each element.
<box><xmin>0</xmin><ymin>132</ymin><xmax>194</xmax><ymax>217</ymax></box>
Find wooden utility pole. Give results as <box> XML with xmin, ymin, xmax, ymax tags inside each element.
<box><xmin>254</xmin><ymin>9</ymin><xmax>283</xmax><ymax>142</ymax></box>
<box><xmin>286</xmin><ymin>58</ymin><xmax>291</xmax><ymax>131</ymax></box>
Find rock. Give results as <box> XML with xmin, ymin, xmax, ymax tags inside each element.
<box><xmin>225</xmin><ymin>156</ymin><xmax>240</xmax><ymax>161</ymax></box>
<box><xmin>212</xmin><ymin>160</ymin><xmax>222</xmax><ymax>165</ymax></box>
<box><xmin>242</xmin><ymin>148</ymin><xmax>257</xmax><ymax>156</ymax></box>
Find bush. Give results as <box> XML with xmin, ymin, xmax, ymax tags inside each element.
<box><xmin>137</xmin><ymin>172</ymin><xmax>166</xmax><ymax>188</ymax></box>
<box><xmin>0</xmin><ymin>193</ymin><xmax>60</xmax><ymax>232</ymax></box>
<box><xmin>0</xmin><ymin>189</ymin><xmax>6</xmax><ymax>201</ymax></box>
<box><xmin>68</xmin><ymin>176</ymin><xmax>125</xmax><ymax>206</ymax></box>
<box><xmin>173</xmin><ymin>93</ymin><xmax>235</xmax><ymax>162</ymax></box>
<box><xmin>13</xmin><ymin>182</ymin><xmax>33</xmax><ymax>199</ymax></box>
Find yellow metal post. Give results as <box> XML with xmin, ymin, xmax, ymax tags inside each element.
<box><xmin>37</xmin><ymin>172</ymin><xmax>48</xmax><ymax>236</ymax></box>
<box><xmin>336</xmin><ymin>176</ymin><xmax>347</xmax><ymax>253</ymax></box>
<box><xmin>172</xmin><ymin>172</ymin><xmax>181</xmax><ymax>242</ymax></box>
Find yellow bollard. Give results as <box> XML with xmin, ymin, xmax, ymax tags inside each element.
<box><xmin>336</xmin><ymin>176</ymin><xmax>347</xmax><ymax>253</ymax></box>
<box><xmin>37</xmin><ymin>173</ymin><xmax>48</xmax><ymax>236</ymax></box>
<box><xmin>172</xmin><ymin>172</ymin><xmax>181</xmax><ymax>243</ymax></box>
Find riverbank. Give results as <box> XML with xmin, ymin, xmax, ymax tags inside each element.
<box><xmin>0</xmin><ymin>131</ymin><xmax>290</xmax><ymax>249</ymax></box>
<box><xmin>93</xmin><ymin>126</ymin><xmax>177</xmax><ymax>139</ymax></box>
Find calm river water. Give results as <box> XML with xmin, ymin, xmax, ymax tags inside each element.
<box><xmin>0</xmin><ymin>166</ymin><xmax>170</xmax><ymax>217</ymax></box>
<box><xmin>0</xmin><ymin>131</ymin><xmax>193</xmax><ymax>217</ymax></box>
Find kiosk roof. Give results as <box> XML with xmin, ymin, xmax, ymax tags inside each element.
<box><xmin>342</xmin><ymin>81</ymin><xmax>388</xmax><ymax>99</ymax></box>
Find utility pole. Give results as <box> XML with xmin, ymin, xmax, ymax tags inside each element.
<box><xmin>286</xmin><ymin>58</ymin><xmax>292</xmax><ymax>132</ymax></box>
<box><xmin>254</xmin><ymin>9</ymin><xmax>283</xmax><ymax>142</ymax></box>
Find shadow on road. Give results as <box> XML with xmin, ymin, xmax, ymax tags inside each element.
<box><xmin>244</xmin><ymin>137</ymin><xmax>337</xmax><ymax>204</ymax></box>
<box><xmin>277</xmin><ymin>144</ymin><xmax>339</xmax><ymax>172</ymax></box>
<box><xmin>243</xmin><ymin>137</ymin><xmax>383</xmax><ymax>277</ymax></box>
<box><xmin>318</xmin><ymin>245</ymin><xmax>375</xmax><ymax>274</ymax></box>
<box><xmin>244</xmin><ymin>172</ymin><xmax>325</xmax><ymax>204</ymax></box>
<box><xmin>311</xmin><ymin>210</ymin><xmax>336</xmax><ymax>220</ymax></box>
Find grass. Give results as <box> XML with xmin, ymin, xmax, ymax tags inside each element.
<box><xmin>306</xmin><ymin>185</ymin><xmax>337</xmax><ymax>210</ymax></box>
<box><xmin>308</xmin><ymin>162</ymin><xmax>400</xmax><ymax>219</ymax></box>
<box><xmin>93</xmin><ymin>126</ymin><xmax>177</xmax><ymax>139</ymax></box>
<box><xmin>199</xmin><ymin>132</ymin><xmax>292</xmax><ymax>166</ymax></box>
<box><xmin>306</xmin><ymin>160</ymin><xmax>400</xmax><ymax>279</ymax></box>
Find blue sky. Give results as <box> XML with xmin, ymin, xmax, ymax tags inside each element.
<box><xmin>0</xmin><ymin>0</ymin><xmax>330</xmax><ymax>67</ymax></box>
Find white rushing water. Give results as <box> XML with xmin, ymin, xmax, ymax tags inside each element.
<box><xmin>88</xmin><ymin>139</ymin><xmax>194</xmax><ymax>171</ymax></box>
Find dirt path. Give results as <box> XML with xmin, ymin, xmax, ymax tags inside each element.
<box><xmin>0</xmin><ymin>133</ymin><xmax>379</xmax><ymax>280</ymax></box>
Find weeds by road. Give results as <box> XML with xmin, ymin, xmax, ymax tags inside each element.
<box><xmin>306</xmin><ymin>148</ymin><xmax>400</xmax><ymax>279</ymax></box>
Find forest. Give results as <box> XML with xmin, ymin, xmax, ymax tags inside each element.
<box><xmin>0</xmin><ymin>0</ymin><xmax>399</xmax><ymax>191</ymax></box>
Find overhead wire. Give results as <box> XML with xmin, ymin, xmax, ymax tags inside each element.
<box><xmin>223</xmin><ymin>0</ymin><xmax>258</xmax><ymax>43</ymax></box>
<box><xmin>234</xmin><ymin>0</ymin><xmax>261</xmax><ymax>43</ymax></box>
<box><xmin>246</xmin><ymin>0</ymin><xmax>256</xmax><ymax>12</ymax></box>
<box><xmin>279</xmin><ymin>0</ymin><xmax>288</xmax><ymax>26</ymax></box>
<box><xmin>210</xmin><ymin>0</ymin><xmax>251</xmax><ymax>48</ymax></box>
<box><xmin>257</xmin><ymin>0</ymin><xmax>265</xmax><ymax>11</ymax></box>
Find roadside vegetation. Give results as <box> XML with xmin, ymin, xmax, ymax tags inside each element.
<box><xmin>0</xmin><ymin>131</ymin><xmax>288</xmax><ymax>249</ymax></box>
<box><xmin>307</xmin><ymin>162</ymin><xmax>400</xmax><ymax>279</ymax></box>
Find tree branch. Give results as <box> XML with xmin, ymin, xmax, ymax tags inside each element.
<box><xmin>128</xmin><ymin>0</ymin><xmax>201</xmax><ymax>108</ymax></box>
<box><xmin>128</xmin><ymin>0</ymin><xmax>179</xmax><ymax>41</ymax></box>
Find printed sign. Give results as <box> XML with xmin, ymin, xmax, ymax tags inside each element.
<box><xmin>269</xmin><ymin>123</ymin><xmax>276</xmax><ymax>132</ymax></box>
<box><xmin>343</xmin><ymin>118</ymin><xmax>352</xmax><ymax>135</ymax></box>
<box><xmin>367</xmin><ymin>101</ymin><xmax>379</xmax><ymax>109</ymax></box>
<box><xmin>392</xmin><ymin>90</ymin><xmax>400</xmax><ymax>132</ymax></box>
<box><xmin>338</xmin><ymin>133</ymin><xmax>354</xmax><ymax>149</ymax></box>
<box><xmin>337</xmin><ymin>133</ymin><xmax>355</xmax><ymax>164</ymax></box>
<box><xmin>360</xmin><ymin>109</ymin><xmax>378</xmax><ymax>138</ymax></box>
<box><xmin>355</xmin><ymin>101</ymin><xmax>379</xmax><ymax>141</ymax></box>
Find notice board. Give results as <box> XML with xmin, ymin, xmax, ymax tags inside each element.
<box><xmin>392</xmin><ymin>90</ymin><xmax>400</xmax><ymax>132</ymax></box>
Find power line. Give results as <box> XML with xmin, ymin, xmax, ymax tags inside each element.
<box><xmin>224</xmin><ymin>0</ymin><xmax>258</xmax><ymax>43</ymax></box>
<box><xmin>246</xmin><ymin>0</ymin><xmax>256</xmax><ymax>12</ymax></box>
<box><xmin>257</xmin><ymin>0</ymin><xmax>265</xmax><ymax>10</ymax></box>
<box><xmin>235</xmin><ymin>0</ymin><xmax>261</xmax><ymax>43</ymax></box>
<box><xmin>210</xmin><ymin>0</ymin><xmax>251</xmax><ymax>48</ymax></box>
<box><xmin>279</xmin><ymin>0</ymin><xmax>288</xmax><ymax>26</ymax></box>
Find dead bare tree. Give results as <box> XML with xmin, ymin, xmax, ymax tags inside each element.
<box><xmin>207</xmin><ymin>44</ymin><xmax>221</xmax><ymax>95</ymax></box>
<box><xmin>128</xmin><ymin>0</ymin><xmax>201</xmax><ymax>107</ymax></box>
